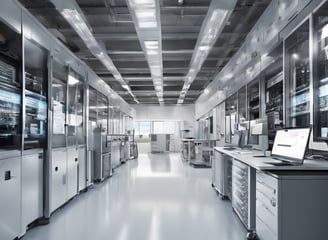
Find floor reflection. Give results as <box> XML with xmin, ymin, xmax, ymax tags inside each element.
<box><xmin>22</xmin><ymin>152</ymin><xmax>246</xmax><ymax>240</ymax></box>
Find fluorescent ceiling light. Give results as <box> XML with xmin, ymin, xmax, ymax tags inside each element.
<box><xmin>145</xmin><ymin>40</ymin><xmax>159</xmax><ymax>49</ymax></box>
<box><xmin>131</xmin><ymin>0</ymin><xmax>155</xmax><ymax>6</ymax></box>
<box><xmin>136</xmin><ymin>9</ymin><xmax>156</xmax><ymax>19</ymax></box>
<box><xmin>199</xmin><ymin>45</ymin><xmax>211</xmax><ymax>52</ymax></box>
<box><xmin>322</xmin><ymin>24</ymin><xmax>328</xmax><ymax>39</ymax></box>
<box><xmin>147</xmin><ymin>50</ymin><xmax>159</xmax><ymax>55</ymax></box>
<box><xmin>61</xmin><ymin>9</ymin><xmax>98</xmax><ymax>49</ymax></box>
<box><xmin>138</xmin><ymin>21</ymin><xmax>157</xmax><ymax>28</ymax></box>
<box><xmin>68</xmin><ymin>75</ymin><xmax>79</xmax><ymax>85</ymax></box>
<box><xmin>60</xmin><ymin>7</ymin><xmax>137</xmax><ymax>102</ymax></box>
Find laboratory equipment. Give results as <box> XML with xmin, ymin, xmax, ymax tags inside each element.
<box><xmin>21</xmin><ymin>37</ymin><xmax>48</xmax><ymax>234</ymax></box>
<box><xmin>0</xmin><ymin>20</ymin><xmax>22</xmax><ymax>240</ymax></box>
<box><xmin>212</xmin><ymin>149</ymin><xmax>232</xmax><ymax>200</ymax></box>
<box><xmin>93</xmin><ymin>128</ymin><xmax>112</xmax><ymax>181</ymax></box>
<box><xmin>150</xmin><ymin>134</ymin><xmax>170</xmax><ymax>153</ymax></box>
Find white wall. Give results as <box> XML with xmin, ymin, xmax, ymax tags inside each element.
<box><xmin>133</xmin><ymin>104</ymin><xmax>195</xmax><ymax>123</ymax></box>
<box><xmin>132</xmin><ymin>104</ymin><xmax>196</xmax><ymax>153</ymax></box>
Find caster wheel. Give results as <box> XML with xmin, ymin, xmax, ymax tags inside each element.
<box><xmin>246</xmin><ymin>231</ymin><xmax>257</xmax><ymax>240</ymax></box>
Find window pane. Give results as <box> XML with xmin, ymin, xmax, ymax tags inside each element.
<box><xmin>139</xmin><ymin>121</ymin><xmax>151</xmax><ymax>136</ymax></box>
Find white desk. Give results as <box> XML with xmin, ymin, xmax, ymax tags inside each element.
<box><xmin>213</xmin><ymin>147</ymin><xmax>328</xmax><ymax>240</ymax></box>
<box><xmin>215</xmin><ymin>147</ymin><xmax>328</xmax><ymax>171</ymax></box>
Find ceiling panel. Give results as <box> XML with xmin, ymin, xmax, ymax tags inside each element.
<box><xmin>19</xmin><ymin>0</ymin><xmax>270</xmax><ymax>105</ymax></box>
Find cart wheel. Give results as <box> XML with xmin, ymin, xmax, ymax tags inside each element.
<box><xmin>246</xmin><ymin>231</ymin><xmax>257</xmax><ymax>240</ymax></box>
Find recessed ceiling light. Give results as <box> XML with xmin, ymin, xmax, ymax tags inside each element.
<box><xmin>138</xmin><ymin>21</ymin><xmax>157</xmax><ymax>28</ymax></box>
<box><xmin>136</xmin><ymin>9</ymin><xmax>156</xmax><ymax>19</ymax></box>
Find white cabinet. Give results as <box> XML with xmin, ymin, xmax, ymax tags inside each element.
<box><xmin>51</xmin><ymin>148</ymin><xmax>67</xmax><ymax>213</ymax></box>
<box><xmin>0</xmin><ymin>157</ymin><xmax>21</xmax><ymax>240</ymax></box>
<box><xmin>67</xmin><ymin>147</ymin><xmax>78</xmax><ymax>200</ymax></box>
<box><xmin>21</xmin><ymin>152</ymin><xmax>43</xmax><ymax>234</ymax></box>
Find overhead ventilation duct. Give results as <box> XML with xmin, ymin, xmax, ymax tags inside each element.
<box><xmin>126</xmin><ymin>0</ymin><xmax>164</xmax><ymax>105</ymax></box>
<box><xmin>177</xmin><ymin>0</ymin><xmax>237</xmax><ymax>105</ymax></box>
<box><xmin>49</xmin><ymin>0</ymin><xmax>139</xmax><ymax>103</ymax></box>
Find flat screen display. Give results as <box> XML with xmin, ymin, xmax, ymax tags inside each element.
<box><xmin>271</xmin><ymin>128</ymin><xmax>311</xmax><ymax>163</ymax></box>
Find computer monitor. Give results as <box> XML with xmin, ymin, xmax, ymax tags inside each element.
<box><xmin>271</xmin><ymin>128</ymin><xmax>311</xmax><ymax>165</ymax></box>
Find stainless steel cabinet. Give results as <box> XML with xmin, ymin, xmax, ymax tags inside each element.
<box><xmin>67</xmin><ymin>147</ymin><xmax>78</xmax><ymax>200</ymax></box>
<box><xmin>212</xmin><ymin>150</ymin><xmax>232</xmax><ymax>200</ymax></box>
<box><xmin>51</xmin><ymin>148</ymin><xmax>67</xmax><ymax>213</ymax></box>
<box><xmin>21</xmin><ymin>152</ymin><xmax>43</xmax><ymax>234</ymax></box>
<box><xmin>78</xmin><ymin>145</ymin><xmax>86</xmax><ymax>191</ymax></box>
<box><xmin>111</xmin><ymin>140</ymin><xmax>121</xmax><ymax>170</ymax></box>
<box><xmin>284</xmin><ymin>19</ymin><xmax>310</xmax><ymax>128</ymax></box>
<box><xmin>0</xmin><ymin>157</ymin><xmax>21</xmax><ymax>240</ymax></box>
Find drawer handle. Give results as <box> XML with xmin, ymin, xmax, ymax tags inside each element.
<box><xmin>270</xmin><ymin>198</ymin><xmax>276</xmax><ymax>207</ymax></box>
<box><xmin>75</xmin><ymin>158</ymin><xmax>78</xmax><ymax>162</ymax></box>
<box><xmin>4</xmin><ymin>170</ymin><xmax>11</xmax><ymax>181</ymax></box>
<box><xmin>55</xmin><ymin>166</ymin><xmax>59</xmax><ymax>172</ymax></box>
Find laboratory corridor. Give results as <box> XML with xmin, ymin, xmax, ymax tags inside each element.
<box><xmin>22</xmin><ymin>153</ymin><xmax>246</xmax><ymax>240</ymax></box>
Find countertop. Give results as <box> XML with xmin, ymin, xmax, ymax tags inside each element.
<box><xmin>214</xmin><ymin>147</ymin><xmax>328</xmax><ymax>171</ymax></box>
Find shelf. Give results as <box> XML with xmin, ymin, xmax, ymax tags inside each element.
<box><xmin>290</xmin><ymin>111</ymin><xmax>309</xmax><ymax>117</ymax></box>
<box><xmin>290</xmin><ymin>86</ymin><xmax>309</xmax><ymax>96</ymax></box>
<box><xmin>266</xmin><ymin>72</ymin><xmax>283</xmax><ymax>89</ymax></box>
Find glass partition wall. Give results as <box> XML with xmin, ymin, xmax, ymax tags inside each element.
<box><xmin>284</xmin><ymin>19</ymin><xmax>310</xmax><ymax>128</ymax></box>
<box><xmin>23</xmin><ymin>39</ymin><xmax>48</xmax><ymax>151</ymax></box>
<box><xmin>314</xmin><ymin>2</ymin><xmax>328</xmax><ymax>141</ymax></box>
<box><xmin>247</xmin><ymin>79</ymin><xmax>260</xmax><ymax>120</ymax></box>
<box><xmin>51</xmin><ymin>60</ymin><xmax>67</xmax><ymax>148</ymax></box>
<box><xmin>225</xmin><ymin>93</ymin><xmax>238</xmax><ymax>143</ymax></box>
<box><xmin>0</xmin><ymin>21</ymin><xmax>22</xmax><ymax>155</ymax></box>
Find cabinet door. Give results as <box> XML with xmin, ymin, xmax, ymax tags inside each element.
<box><xmin>51</xmin><ymin>149</ymin><xmax>67</xmax><ymax>212</ymax></box>
<box><xmin>22</xmin><ymin>153</ymin><xmax>43</xmax><ymax>232</ymax></box>
<box><xmin>0</xmin><ymin>157</ymin><xmax>20</xmax><ymax>240</ymax></box>
<box><xmin>67</xmin><ymin>147</ymin><xmax>78</xmax><ymax>200</ymax></box>
<box><xmin>78</xmin><ymin>146</ymin><xmax>86</xmax><ymax>191</ymax></box>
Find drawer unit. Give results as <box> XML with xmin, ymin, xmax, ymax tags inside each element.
<box><xmin>256</xmin><ymin>171</ymin><xmax>328</xmax><ymax>240</ymax></box>
<box><xmin>256</xmin><ymin>171</ymin><xmax>278</xmax><ymax>239</ymax></box>
<box><xmin>212</xmin><ymin>150</ymin><xmax>232</xmax><ymax>199</ymax></box>
<box><xmin>232</xmin><ymin>160</ymin><xmax>256</xmax><ymax>231</ymax></box>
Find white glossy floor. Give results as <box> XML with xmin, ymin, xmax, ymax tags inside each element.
<box><xmin>23</xmin><ymin>153</ymin><xmax>246</xmax><ymax>240</ymax></box>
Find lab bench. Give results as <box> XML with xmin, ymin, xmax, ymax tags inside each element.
<box><xmin>213</xmin><ymin>147</ymin><xmax>328</xmax><ymax>240</ymax></box>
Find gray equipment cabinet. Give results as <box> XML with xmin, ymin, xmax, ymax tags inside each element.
<box><xmin>212</xmin><ymin>149</ymin><xmax>232</xmax><ymax>200</ymax></box>
<box><xmin>256</xmin><ymin>171</ymin><xmax>328</xmax><ymax>240</ymax></box>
